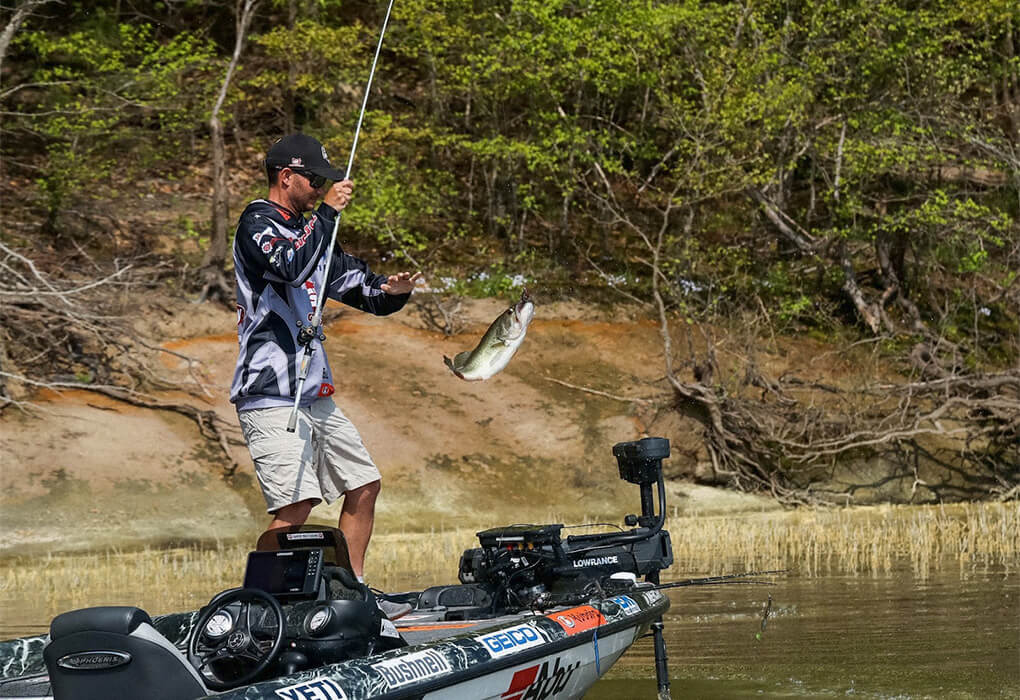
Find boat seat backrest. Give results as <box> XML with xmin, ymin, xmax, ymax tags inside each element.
<box><xmin>43</xmin><ymin>606</ymin><xmax>207</xmax><ymax>700</ymax></box>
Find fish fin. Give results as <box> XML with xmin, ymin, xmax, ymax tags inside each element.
<box><xmin>443</xmin><ymin>355</ymin><xmax>466</xmax><ymax>380</ymax></box>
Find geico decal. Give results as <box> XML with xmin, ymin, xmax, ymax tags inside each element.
<box><xmin>477</xmin><ymin>623</ymin><xmax>544</xmax><ymax>658</ymax></box>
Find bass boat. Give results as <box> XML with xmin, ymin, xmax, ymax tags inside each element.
<box><xmin>0</xmin><ymin>438</ymin><xmax>676</xmax><ymax>700</ymax></box>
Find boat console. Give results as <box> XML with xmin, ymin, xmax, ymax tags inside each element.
<box><xmin>185</xmin><ymin>526</ymin><xmax>404</xmax><ymax>691</ymax></box>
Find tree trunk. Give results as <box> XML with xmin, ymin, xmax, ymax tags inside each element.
<box><xmin>200</xmin><ymin>0</ymin><xmax>259</xmax><ymax>305</ymax></box>
<box><xmin>0</xmin><ymin>0</ymin><xmax>50</xmax><ymax>79</ymax></box>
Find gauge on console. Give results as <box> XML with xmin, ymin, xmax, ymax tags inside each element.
<box><xmin>204</xmin><ymin>611</ymin><xmax>233</xmax><ymax>639</ymax></box>
<box><xmin>306</xmin><ymin>606</ymin><xmax>332</xmax><ymax>635</ymax></box>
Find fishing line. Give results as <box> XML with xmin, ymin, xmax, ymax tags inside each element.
<box><xmin>287</xmin><ymin>0</ymin><xmax>397</xmax><ymax>432</ymax></box>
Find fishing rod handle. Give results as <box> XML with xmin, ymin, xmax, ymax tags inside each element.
<box><xmin>286</xmin><ymin>346</ymin><xmax>315</xmax><ymax>432</ymax></box>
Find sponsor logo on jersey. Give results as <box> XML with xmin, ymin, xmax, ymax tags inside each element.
<box><xmin>371</xmin><ymin>648</ymin><xmax>451</xmax><ymax>688</ymax></box>
<box><xmin>610</xmin><ymin>595</ymin><xmax>639</xmax><ymax>616</ymax></box>
<box><xmin>293</xmin><ymin>215</ymin><xmax>318</xmax><ymax>251</ymax></box>
<box><xmin>548</xmin><ymin>606</ymin><xmax>606</xmax><ymax>636</ymax></box>
<box><xmin>304</xmin><ymin>280</ymin><xmax>318</xmax><ymax>312</ymax></box>
<box><xmin>501</xmin><ymin>657</ymin><xmax>580</xmax><ymax>700</ymax></box>
<box><xmin>274</xmin><ymin>677</ymin><xmax>346</xmax><ymax>700</ymax></box>
<box><xmin>477</xmin><ymin>623</ymin><xmax>544</xmax><ymax>658</ymax></box>
<box><xmin>252</xmin><ymin>225</ymin><xmax>273</xmax><ymax>244</ymax></box>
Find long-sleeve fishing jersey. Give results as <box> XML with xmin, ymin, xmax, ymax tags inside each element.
<box><xmin>230</xmin><ymin>199</ymin><xmax>409</xmax><ymax>412</ymax></box>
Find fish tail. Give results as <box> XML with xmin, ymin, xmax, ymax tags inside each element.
<box><xmin>444</xmin><ymin>354</ymin><xmax>467</xmax><ymax>380</ymax></box>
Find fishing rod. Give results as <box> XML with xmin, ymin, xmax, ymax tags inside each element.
<box><xmin>649</xmin><ymin>569</ymin><xmax>787</xmax><ymax>592</ymax></box>
<box><xmin>287</xmin><ymin>0</ymin><xmax>396</xmax><ymax>433</ymax></box>
<box><xmin>530</xmin><ymin>569</ymin><xmax>788</xmax><ymax>611</ymax></box>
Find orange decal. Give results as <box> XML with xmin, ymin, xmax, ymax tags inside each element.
<box><xmin>396</xmin><ymin>623</ymin><xmax>477</xmax><ymax>632</ymax></box>
<box><xmin>547</xmin><ymin>605</ymin><xmax>606</xmax><ymax>635</ymax></box>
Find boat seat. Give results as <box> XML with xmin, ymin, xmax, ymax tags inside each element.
<box><xmin>43</xmin><ymin>606</ymin><xmax>207</xmax><ymax>700</ymax></box>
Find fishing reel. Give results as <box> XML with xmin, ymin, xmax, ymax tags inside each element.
<box><xmin>295</xmin><ymin>320</ymin><xmax>324</xmax><ymax>347</ymax></box>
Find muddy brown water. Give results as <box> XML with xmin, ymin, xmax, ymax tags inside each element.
<box><xmin>2</xmin><ymin>563</ymin><xmax>1016</xmax><ymax>698</ymax></box>
<box><xmin>591</xmin><ymin>565</ymin><xmax>1019</xmax><ymax>699</ymax></box>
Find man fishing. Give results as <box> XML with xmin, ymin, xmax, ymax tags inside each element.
<box><xmin>230</xmin><ymin>133</ymin><xmax>420</xmax><ymax>610</ymax></box>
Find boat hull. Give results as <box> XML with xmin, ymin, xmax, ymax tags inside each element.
<box><xmin>0</xmin><ymin>589</ymin><xmax>668</xmax><ymax>700</ymax></box>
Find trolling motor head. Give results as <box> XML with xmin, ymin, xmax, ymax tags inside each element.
<box><xmin>613</xmin><ymin>437</ymin><xmax>670</xmax><ymax>529</ymax></box>
<box><xmin>614</xmin><ymin>436</ymin><xmax>670</xmax><ymax>485</ymax></box>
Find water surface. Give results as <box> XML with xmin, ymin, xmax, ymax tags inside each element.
<box><xmin>590</xmin><ymin>566</ymin><xmax>1019</xmax><ymax>698</ymax></box>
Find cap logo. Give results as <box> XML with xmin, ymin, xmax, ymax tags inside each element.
<box><xmin>321</xmin><ymin>145</ymin><xmax>329</xmax><ymax>162</ymax></box>
<box><xmin>290</xmin><ymin>157</ymin><xmax>303</xmax><ymax>166</ymax></box>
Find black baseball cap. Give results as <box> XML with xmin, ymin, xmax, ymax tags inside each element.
<box><xmin>264</xmin><ymin>133</ymin><xmax>346</xmax><ymax>181</ymax></box>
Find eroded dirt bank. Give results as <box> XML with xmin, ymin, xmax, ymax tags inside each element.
<box><xmin>0</xmin><ymin>298</ymin><xmax>783</xmax><ymax>555</ymax></box>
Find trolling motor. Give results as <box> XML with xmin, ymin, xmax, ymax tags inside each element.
<box><xmin>456</xmin><ymin>437</ymin><xmax>674</xmax><ymax>604</ymax></box>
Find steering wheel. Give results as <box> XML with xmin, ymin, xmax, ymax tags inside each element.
<box><xmin>187</xmin><ymin>588</ymin><xmax>287</xmax><ymax>691</ymax></box>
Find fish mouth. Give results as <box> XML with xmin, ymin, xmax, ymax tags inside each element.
<box><xmin>511</xmin><ymin>288</ymin><xmax>535</xmax><ymax>325</ymax></box>
<box><xmin>513</xmin><ymin>287</ymin><xmax>533</xmax><ymax>317</ymax></box>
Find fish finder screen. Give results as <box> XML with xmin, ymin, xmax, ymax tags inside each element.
<box><xmin>244</xmin><ymin>549</ymin><xmax>322</xmax><ymax>598</ymax></box>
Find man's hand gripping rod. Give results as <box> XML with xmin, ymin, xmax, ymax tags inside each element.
<box><xmin>287</xmin><ymin>0</ymin><xmax>396</xmax><ymax>433</ymax></box>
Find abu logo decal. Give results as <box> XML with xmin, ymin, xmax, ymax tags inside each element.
<box><xmin>477</xmin><ymin>623</ymin><xmax>544</xmax><ymax>658</ymax></box>
<box><xmin>501</xmin><ymin>657</ymin><xmax>580</xmax><ymax>700</ymax></box>
<box><xmin>548</xmin><ymin>606</ymin><xmax>606</xmax><ymax>636</ymax></box>
<box><xmin>274</xmin><ymin>677</ymin><xmax>346</xmax><ymax>700</ymax></box>
<box><xmin>371</xmin><ymin>648</ymin><xmax>451</xmax><ymax>688</ymax></box>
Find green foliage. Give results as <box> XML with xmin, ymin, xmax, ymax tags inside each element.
<box><xmin>12</xmin><ymin>18</ymin><xmax>219</xmax><ymax>222</ymax></box>
<box><xmin>2</xmin><ymin>0</ymin><xmax>1016</xmax><ymax>364</ymax></box>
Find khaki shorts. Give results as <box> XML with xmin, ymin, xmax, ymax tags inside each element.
<box><xmin>238</xmin><ymin>398</ymin><xmax>382</xmax><ymax>513</ymax></box>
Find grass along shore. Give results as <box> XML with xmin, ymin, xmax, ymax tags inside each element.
<box><xmin>1</xmin><ymin>502</ymin><xmax>1016</xmax><ymax>637</ymax></box>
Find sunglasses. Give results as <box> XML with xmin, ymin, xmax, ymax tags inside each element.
<box><xmin>289</xmin><ymin>168</ymin><xmax>328</xmax><ymax>189</ymax></box>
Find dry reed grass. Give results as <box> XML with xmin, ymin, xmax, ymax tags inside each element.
<box><xmin>1</xmin><ymin>502</ymin><xmax>1015</xmax><ymax>635</ymax></box>
<box><xmin>667</xmin><ymin>501</ymin><xmax>1020</xmax><ymax>578</ymax></box>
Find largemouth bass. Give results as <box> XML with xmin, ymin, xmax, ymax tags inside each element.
<box><xmin>443</xmin><ymin>289</ymin><xmax>535</xmax><ymax>381</ymax></box>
